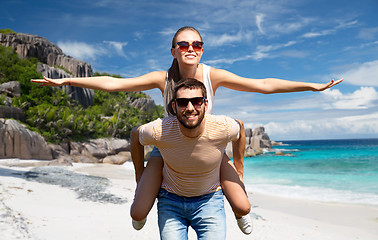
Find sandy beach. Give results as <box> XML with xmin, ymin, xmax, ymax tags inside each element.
<box><xmin>1</xmin><ymin>159</ymin><xmax>377</xmax><ymax>240</ymax></box>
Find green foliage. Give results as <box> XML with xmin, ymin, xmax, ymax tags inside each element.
<box><xmin>55</xmin><ymin>65</ymin><xmax>72</xmax><ymax>75</ymax></box>
<box><xmin>0</xmin><ymin>45</ymin><xmax>164</xmax><ymax>143</ymax></box>
<box><xmin>0</xmin><ymin>93</ymin><xmax>7</xmax><ymax>105</ymax></box>
<box><xmin>0</xmin><ymin>29</ymin><xmax>16</xmax><ymax>34</ymax></box>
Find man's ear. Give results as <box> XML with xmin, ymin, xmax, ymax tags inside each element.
<box><xmin>172</xmin><ymin>101</ymin><xmax>177</xmax><ymax>115</ymax></box>
<box><xmin>204</xmin><ymin>99</ymin><xmax>208</xmax><ymax>112</ymax></box>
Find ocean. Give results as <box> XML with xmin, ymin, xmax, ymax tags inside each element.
<box><xmin>243</xmin><ymin>138</ymin><xmax>378</xmax><ymax>206</ymax></box>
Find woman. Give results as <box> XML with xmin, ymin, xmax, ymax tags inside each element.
<box><xmin>32</xmin><ymin>26</ymin><xmax>342</xmax><ymax>235</ymax></box>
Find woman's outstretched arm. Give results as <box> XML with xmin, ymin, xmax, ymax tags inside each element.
<box><xmin>31</xmin><ymin>71</ymin><xmax>166</xmax><ymax>93</ymax></box>
<box><xmin>211</xmin><ymin>68</ymin><xmax>343</xmax><ymax>94</ymax></box>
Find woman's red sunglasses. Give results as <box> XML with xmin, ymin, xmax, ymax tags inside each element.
<box><xmin>175</xmin><ymin>41</ymin><xmax>204</xmax><ymax>52</ymax></box>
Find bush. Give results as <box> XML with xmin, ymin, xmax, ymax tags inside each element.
<box><xmin>0</xmin><ymin>29</ymin><xmax>16</xmax><ymax>34</ymax></box>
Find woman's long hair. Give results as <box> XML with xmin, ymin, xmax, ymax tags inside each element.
<box><xmin>164</xmin><ymin>26</ymin><xmax>203</xmax><ymax>115</ymax></box>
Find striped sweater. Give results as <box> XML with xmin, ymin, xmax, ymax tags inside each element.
<box><xmin>139</xmin><ymin>114</ymin><xmax>240</xmax><ymax>197</ymax></box>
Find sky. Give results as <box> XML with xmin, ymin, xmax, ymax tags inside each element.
<box><xmin>1</xmin><ymin>0</ymin><xmax>378</xmax><ymax>140</ymax></box>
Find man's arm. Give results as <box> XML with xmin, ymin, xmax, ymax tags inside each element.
<box><xmin>232</xmin><ymin>119</ymin><xmax>245</xmax><ymax>180</ymax></box>
<box><xmin>130</xmin><ymin>126</ymin><xmax>145</xmax><ymax>183</ymax></box>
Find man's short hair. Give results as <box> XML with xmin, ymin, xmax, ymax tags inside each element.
<box><xmin>173</xmin><ymin>78</ymin><xmax>207</xmax><ymax>99</ymax></box>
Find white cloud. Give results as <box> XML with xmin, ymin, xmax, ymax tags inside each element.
<box><xmin>57</xmin><ymin>41</ymin><xmax>107</xmax><ymax>60</ymax></box>
<box><xmin>252</xmin><ymin>40</ymin><xmax>297</xmax><ymax>61</ymax></box>
<box><xmin>302</xmin><ymin>19</ymin><xmax>358</xmax><ymax>38</ymax></box>
<box><xmin>335</xmin><ymin>19</ymin><xmax>358</xmax><ymax>29</ymax></box>
<box><xmin>302</xmin><ymin>29</ymin><xmax>334</xmax><ymax>38</ymax></box>
<box><xmin>256</xmin><ymin>14</ymin><xmax>265</xmax><ymax>34</ymax></box>
<box><xmin>343</xmin><ymin>40</ymin><xmax>378</xmax><ymax>51</ymax></box>
<box><xmin>358</xmin><ymin>27</ymin><xmax>378</xmax><ymax>40</ymax></box>
<box><xmin>270</xmin><ymin>19</ymin><xmax>312</xmax><ymax>35</ymax></box>
<box><xmin>340</xmin><ymin>60</ymin><xmax>378</xmax><ymax>86</ymax></box>
<box><xmin>261</xmin><ymin>112</ymin><xmax>378</xmax><ymax>140</ymax></box>
<box><xmin>205</xmin><ymin>40</ymin><xmax>304</xmax><ymax>65</ymax></box>
<box><xmin>58</xmin><ymin>40</ymin><xmax>131</xmax><ymax>61</ymax></box>
<box><xmin>103</xmin><ymin>41</ymin><xmax>128</xmax><ymax>57</ymax></box>
<box><xmin>206</xmin><ymin>30</ymin><xmax>253</xmax><ymax>47</ymax></box>
<box><xmin>322</xmin><ymin>87</ymin><xmax>378</xmax><ymax>109</ymax></box>
<box><xmin>204</xmin><ymin>39</ymin><xmax>298</xmax><ymax>65</ymax></box>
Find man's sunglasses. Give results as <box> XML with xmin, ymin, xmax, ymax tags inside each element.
<box><xmin>175</xmin><ymin>41</ymin><xmax>204</xmax><ymax>52</ymax></box>
<box><xmin>175</xmin><ymin>97</ymin><xmax>206</xmax><ymax>108</ymax></box>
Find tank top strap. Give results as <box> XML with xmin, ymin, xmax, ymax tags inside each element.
<box><xmin>202</xmin><ymin>64</ymin><xmax>214</xmax><ymax>114</ymax></box>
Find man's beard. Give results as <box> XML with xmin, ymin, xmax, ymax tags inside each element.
<box><xmin>177</xmin><ymin>109</ymin><xmax>205</xmax><ymax>129</ymax></box>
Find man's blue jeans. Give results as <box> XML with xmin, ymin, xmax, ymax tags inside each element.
<box><xmin>157</xmin><ymin>188</ymin><xmax>226</xmax><ymax>240</ymax></box>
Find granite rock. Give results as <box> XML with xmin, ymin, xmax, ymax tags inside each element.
<box><xmin>0</xmin><ymin>118</ymin><xmax>53</xmax><ymax>160</ymax></box>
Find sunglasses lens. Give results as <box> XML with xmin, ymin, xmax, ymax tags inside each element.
<box><xmin>176</xmin><ymin>98</ymin><xmax>189</xmax><ymax>107</ymax></box>
<box><xmin>177</xmin><ymin>41</ymin><xmax>189</xmax><ymax>51</ymax></box>
<box><xmin>190</xmin><ymin>97</ymin><xmax>204</xmax><ymax>107</ymax></box>
<box><xmin>192</xmin><ymin>41</ymin><xmax>203</xmax><ymax>51</ymax></box>
<box><xmin>175</xmin><ymin>97</ymin><xmax>204</xmax><ymax>108</ymax></box>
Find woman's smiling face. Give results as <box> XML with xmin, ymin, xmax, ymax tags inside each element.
<box><xmin>171</xmin><ymin>30</ymin><xmax>203</xmax><ymax>66</ymax></box>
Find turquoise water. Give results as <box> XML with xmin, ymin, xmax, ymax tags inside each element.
<box><xmin>243</xmin><ymin>138</ymin><xmax>378</xmax><ymax>205</ymax></box>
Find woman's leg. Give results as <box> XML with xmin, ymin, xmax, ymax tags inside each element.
<box><xmin>130</xmin><ymin>126</ymin><xmax>163</xmax><ymax>221</ymax></box>
<box><xmin>130</xmin><ymin>155</ymin><xmax>163</xmax><ymax>221</ymax></box>
<box><xmin>220</xmin><ymin>154</ymin><xmax>251</xmax><ymax>218</ymax></box>
<box><xmin>232</xmin><ymin>119</ymin><xmax>246</xmax><ymax>180</ymax></box>
<box><xmin>221</xmin><ymin>119</ymin><xmax>250</xmax><ymax>217</ymax></box>
<box><xmin>221</xmin><ymin>119</ymin><xmax>252</xmax><ymax>234</ymax></box>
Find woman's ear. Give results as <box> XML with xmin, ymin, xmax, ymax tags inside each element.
<box><xmin>171</xmin><ymin>47</ymin><xmax>176</xmax><ymax>58</ymax></box>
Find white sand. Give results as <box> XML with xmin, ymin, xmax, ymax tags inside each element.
<box><xmin>1</xmin><ymin>159</ymin><xmax>377</xmax><ymax>240</ymax></box>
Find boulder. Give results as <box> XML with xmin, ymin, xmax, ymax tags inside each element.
<box><xmin>0</xmin><ymin>32</ymin><xmax>94</xmax><ymax>107</ymax></box>
<box><xmin>0</xmin><ymin>81</ymin><xmax>20</xmax><ymax>97</ymax></box>
<box><xmin>0</xmin><ymin>106</ymin><xmax>25</xmax><ymax>122</ymax></box>
<box><xmin>244</xmin><ymin>126</ymin><xmax>273</xmax><ymax>150</ymax></box>
<box><xmin>0</xmin><ymin>118</ymin><xmax>53</xmax><ymax>160</ymax></box>
<box><xmin>130</xmin><ymin>97</ymin><xmax>156</xmax><ymax>112</ymax></box>
<box><xmin>69</xmin><ymin>138</ymin><xmax>130</xmax><ymax>163</ymax></box>
<box><xmin>252</xmin><ymin>126</ymin><xmax>266</xmax><ymax>136</ymax></box>
<box><xmin>0</xmin><ymin>33</ymin><xmax>93</xmax><ymax>77</ymax></box>
<box><xmin>37</xmin><ymin>63</ymin><xmax>94</xmax><ymax>108</ymax></box>
<box><xmin>0</xmin><ymin>81</ymin><xmax>21</xmax><ymax>107</ymax></box>
<box><xmin>226</xmin><ymin>126</ymin><xmax>275</xmax><ymax>159</ymax></box>
<box><xmin>47</xmin><ymin>156</ymin><xmax>73</xmax><ymax>166</ymax></box>
<box><xmin>244</xmin><ymin>128</ymin><xmax>253</xmax><ymax>144</ymax></box>
<box><xmin>102</xmin><ymin>152</ymin><xmax>131</xmax><ymax>165</ymax></box>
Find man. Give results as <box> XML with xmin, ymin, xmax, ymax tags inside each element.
<box><xmin>133</xmin><ymin>78</ymin><xmax>243</xmax><ymax>239</ymax></box>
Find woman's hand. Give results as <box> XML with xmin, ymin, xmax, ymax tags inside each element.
<box><xmin>31</xmin><ymin>76</ymin><xmax>68</xmax><ymax>87</ymax></box>
<box><xmin>312</xmin><ymin>78</ymin><xmax>343</xmax><ymax>91</ymax></box>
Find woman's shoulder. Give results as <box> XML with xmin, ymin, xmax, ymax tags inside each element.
<box><xmin>207</xmin><ymin>66</ymin><xmax>235</xmax><ymax>91</ymax></box>
<box><xmin>149</xmin><ymin>70</ymin><xmax>167</xmax><ymax>78</ymax></box>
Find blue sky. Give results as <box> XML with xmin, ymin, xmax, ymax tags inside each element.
<box><xmin>1</xmin><ymin>0</ymin><xmax>378</xmax><ymax>140</ymax></box>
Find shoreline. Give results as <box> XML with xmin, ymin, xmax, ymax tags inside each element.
<box><xmin>1</xmin><ymin>159</ymin><xmax>377</xmax><ymax>239</ymax></box>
